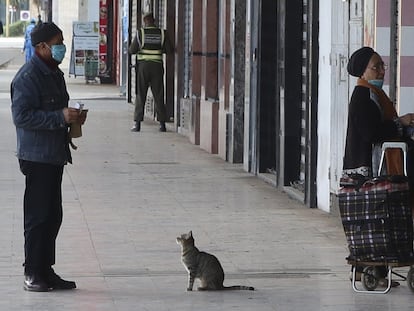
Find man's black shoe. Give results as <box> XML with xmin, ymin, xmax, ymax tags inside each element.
<box><xmin>159</xmin><ymin>122</ymin><xmax>166</xmax><ymax>132</ymax></box>
<box><xmin>23</xmin><ymin>274</ymin><xmax>51</xmax><ymax>292</ymax></box>
<box><xmin>47</xmin><ymin>270</ymin><xmax>76</xmax><ymax>290</ymax></box>
<box><xmin>131</xmin><ymin>121</ymin><xmax>141</xmax><ymax>132</ymax></box>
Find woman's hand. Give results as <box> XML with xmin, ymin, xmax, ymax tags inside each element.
<box><xmin>399</xmin><ymin>113</ymin><xmax>414</xmax><ymax>126</ymax></box>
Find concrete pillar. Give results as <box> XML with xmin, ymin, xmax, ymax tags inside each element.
<box><xmin>189</xmin><ymin>0</ymin><xmax>203</xmax><ymax>146</ymax></box>
<box><xmin>199</xmin><ymin>0</ymin><xmax>219</xmax><ymax>154</ymax></box>
<box><xmin>228</xmin><ymin>0</ymin><xmax>246</xmax><ymax>163</ymax></box>
<box><xmin>165</xmin><ymin>0</ymin><xmax>175</xmax><ymax>122</ymax></box>
<box><xmin>217</xmin><ymin>0</ymin><xmax>231</xmax><ymax>160</ymax></box>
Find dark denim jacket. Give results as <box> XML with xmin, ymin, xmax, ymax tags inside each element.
<box><xmin>11</xmin><ymin>54</ymin><xmax>71</xmax><ymax>165</ymax></box>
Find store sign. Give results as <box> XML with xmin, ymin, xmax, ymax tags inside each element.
<box><xmin>99</xmin><ymin>0</ymin><xmax>108</xmax><ymax>76</ymax></box>
<box><xmin>69</xmin><ymin>22</ymin><xmax>99</xmax><ymax>78</ymax></box>
<box><xmin>20</xmin><ymin>11</ymin><xmax>30</xmax><ymax>21</ymax></box>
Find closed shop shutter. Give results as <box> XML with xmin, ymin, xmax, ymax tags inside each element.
<box><xmin>183</xmin><ymin>0</ymin><xmax>192</xmax><ymax>98</ymax></box>
<box><xmin>296</xmin><ymin>0</ymin><xmax>308</xmax><ymax>192</ymax></box>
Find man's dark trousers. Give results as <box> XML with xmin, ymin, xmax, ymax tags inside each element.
<box><xmin>19</xmin><ymin>160</ymin><xmax>63</xmax><ymax>274</ymax></box>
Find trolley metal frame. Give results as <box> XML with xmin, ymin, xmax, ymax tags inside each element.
<box><xmin>348</xmin><ymin>259</ymin><xmax>414</xmax><ymax>294</ymax></box>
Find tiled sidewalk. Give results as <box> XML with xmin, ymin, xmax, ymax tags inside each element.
<box><xmin>0</xmin><ymin>62</ymin><xmax>413</xmax><ymax>311</ymax></box>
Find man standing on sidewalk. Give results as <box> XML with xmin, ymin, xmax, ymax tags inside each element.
<box><xmin>11</xmin><ymin>22</ymin><xmax>86</xmax><ymax>292</ymax></box>
<box><xmin>129</xmin><ymin>12</ymin><xmax>173</xmax><ymax>132</ymax></box>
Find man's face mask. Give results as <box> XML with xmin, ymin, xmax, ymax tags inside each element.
<box><xmin>46</xmin><ymin>43</ymin><xmax>66</xmax><ymax>63</ymax></box>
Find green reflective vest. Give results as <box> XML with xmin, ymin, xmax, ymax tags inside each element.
<box><xmin>138</xmin><ymin>27</ymin><xmax>165</xmax><ymax>62</ymax></box>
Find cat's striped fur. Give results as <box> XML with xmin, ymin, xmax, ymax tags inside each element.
<box><xmin>176</xmin><ymin>231</ymin><xmax>254</xmax><ymax>291</ymax></box>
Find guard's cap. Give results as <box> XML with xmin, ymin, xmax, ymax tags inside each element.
<box><xmin>143</xmin><ymin>12</ymin><xmax>154</xmax><ymax>19</ymax></box>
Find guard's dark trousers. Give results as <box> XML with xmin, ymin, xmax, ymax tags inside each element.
<box><xmin>134</xmin><ymin>61</ymin><xmax>167</xmax><ymax>122</ymax></box>
<box><xmin>19</xmin><ymin>160</ymin><xmax>63</xmax><ymax>275</ymax></box>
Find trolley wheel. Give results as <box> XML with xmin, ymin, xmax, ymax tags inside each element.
<box><xmin>407</xmin><ymin>267</ymin><xmax>414</xmax><ymax>293</ymax></box>
<box><xmin>362</xmin><ymin>266</ymin><xmax>379</xmax><ymax>291</ymax></box>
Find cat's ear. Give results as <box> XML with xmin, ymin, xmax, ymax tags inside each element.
<box><xmin>189</xmin><ymin>230</ymin><xmax>193</xmax><ymax>237</ymax></box>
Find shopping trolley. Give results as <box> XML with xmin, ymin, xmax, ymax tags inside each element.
<box><xmin>338</xmin><ymin>142</ymin><xmax>414</xmax><ymax>293</ymax></box>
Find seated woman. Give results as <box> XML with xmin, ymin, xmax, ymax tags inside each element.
<box><xmin>343</xmin><ymin>46</ymin><xmax>414</xmax><ymax>287</ymax></box>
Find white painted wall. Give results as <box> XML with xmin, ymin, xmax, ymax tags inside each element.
<box><xmin>318</xmin><ymin>0</ymin><xmax>359</xmax><ymax>213</ymax></box>
<box><xmin>317</xmin><ymin>0</ymin><xmax>332</xmax><ymax>212</ymax></box>
<box><xmin>53</xmin><ymin>0</ymin><xmax>99</xmax><ymax>71</ymax></box>
<box><xmin>53</xmin><ymin>1</ymin><xmax>79</xmax><ymax>70</ymax></box>
<box><xmin>78</xmin><ymin>0</ymin><xmax>99</xmax><ymax>22</ymax></box>
<box><xmin>88</xmin><ymin>0</ymin><xmax>99</xmax><ymax>22</ymax></box>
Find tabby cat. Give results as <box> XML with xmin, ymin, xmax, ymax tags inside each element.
<box><xmin>176</xmin><ymin>231</ymin><xmax>254</xmax><ymax>291</ymax></box>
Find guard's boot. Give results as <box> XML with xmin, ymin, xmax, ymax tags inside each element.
<box><xmin>131</xmin><ymin>121</ymin><xmax>141</xmax><ymax>132</ymax></box>
<box><xmin>159</xmin><ymin>121</ymin><xmax>166</xmax><ymax>132</ymax></box>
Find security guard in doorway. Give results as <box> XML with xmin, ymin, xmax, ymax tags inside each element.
<box><xmin>129</xmin><ymin>12</ymin><xmax>174</xmax><ymax>132</ymax></box>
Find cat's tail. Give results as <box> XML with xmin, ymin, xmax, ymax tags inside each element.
<box><xmin>223</xmin><ymin>285</ymin><xmax>254</xmax><ymax>291</ymax></box>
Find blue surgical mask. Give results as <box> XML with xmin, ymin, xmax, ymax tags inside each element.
<box><xmin>368</xmin><ymin>79</ymin><xmax>384</xmax><ymax>89</ymax></box>
<box><xmin>46</xmin><ymin>44</ymin><xmax>66</xmax><ymax>63</ymax></box>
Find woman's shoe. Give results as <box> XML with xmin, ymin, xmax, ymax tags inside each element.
<box><xmin>349</xmin><ymin>271</ymin><xmax>362</xmax><ymax>281</ymax></box>
<box><xmin>378</xmin><ymin>279</ymin><xmax>400</xmax><ymax>288</ymax></box>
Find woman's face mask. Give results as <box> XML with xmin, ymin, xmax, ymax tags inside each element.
<box><xmin>368</xmin><ymin>79</ymin><xmax>384</xmax><ymax>89</ymax></box>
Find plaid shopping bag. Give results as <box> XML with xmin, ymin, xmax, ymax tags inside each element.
<box><xmin>338</xmin><ymin>176</ymin><xmax>413</xmax><ymax>261</ymax></box>
<box><xmin>388</xmin><ymin>190</ymin><xmax>414</xmax><ymax>260</ymax></box>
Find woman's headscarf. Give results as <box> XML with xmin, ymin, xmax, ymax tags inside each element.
<box><xmin>347</xmin><ymin>47</ymin><xmax>375</xmax><ymax>77</ymax></box>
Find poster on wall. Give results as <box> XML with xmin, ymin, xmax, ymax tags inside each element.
<box><xmin>69</xmin><ymin>22</ymin><xmax>99</xmax><ymax>78</ymax></box>
<box><xmin>99</xmin><ymin>0</ymin><xmax>109</xmax><ymax>78</ymax></box>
